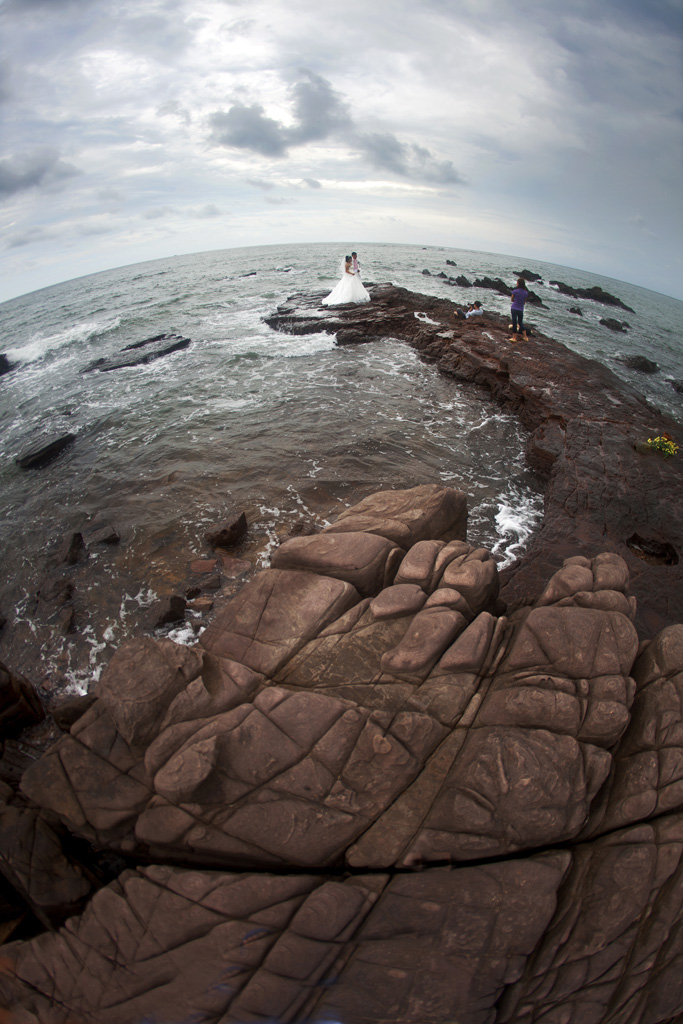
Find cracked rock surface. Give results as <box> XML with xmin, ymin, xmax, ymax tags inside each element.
<box><xmin>2</xmin><ymin>480</ymin><xmax>683</xmax><ymax>1023</ymax></box>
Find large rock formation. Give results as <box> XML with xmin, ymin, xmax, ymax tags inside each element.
<box><xmin>266</xmin><ymin>284</ymin><xmax>682</xmax><ymax>639</ymax></box>
<box><xmin>2</xmin><ymin>483</ymin><xmax>683</xmax><ymax>1023</ymax></box>
<box><xmin>1</xmin><ymin>285</ymin><xmax>682</xmax><ymax>1023</ymax></box>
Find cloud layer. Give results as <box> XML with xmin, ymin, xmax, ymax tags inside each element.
<box><xmin>0</xmin><ymin>0</ymin><xmax>681</xmax><ymax>300</ymax></box>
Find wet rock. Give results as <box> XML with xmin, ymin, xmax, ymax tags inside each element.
<box><xmin>15</xmin><ymin>433</ymin><xmax>76</xmax><ymax>469</ymax></box>
<box><xmin>422</xmin><ymin>268</ymin><xmax>432</xmax><ymax>275</ymax></box>
<box><xmin>0</xmin><ymin>354</ymin><xmax>13</xmax><ymax>376</ymax></box>
<box><xmin>513</xmin><ymin>269</ymin><xmax>543</xmax><ymax>282</ymax></box>
<box><xmin>474</xmin><ymin>275</ymin><xmax>513</xmax><ymax>295</ymax></box>
<box><xmin>446</xmin><ymin>259</ymin><xmax>457</xmax><ymax>266</ymax></box>
<box><xmin>205</xmin><ymin>512</ymin><xmax>247</xmax><ymax>549</ymax></box>
<box><xmin>58</xmin><ymin>532</ymin><xmax>88</xmax><ymax>566</ymax></box>
<box><xmin>550</xmin><ymin>280</ymin><xmax>635</xmax><ymax>312</ymax></box>
<box><xmin>220</xmin><ymin>555</ymin><xmax>252</xmax><ymax>578</ymax></box>
<box><xmin>51</xmin><ymin>693</ymin><xmax>97</xmax><ymax>731</ymax></box>
<box><xmin>472</xmin><ymin>276</ymin><xmax>545</xmax><ymax>308</ymax></box>
<box><xmin>147</xmin><ymin>594</ymin><xmax>187</xmax><ymax>629</ymax></box>
<box><xmin>602</xmin><ymin>317</ymin><xmax>631</xmax><ymax>332</ymax></box>
<box><xmin>336</xmin><ymin>327</ymin><xmax>374</xmax><ymax>345</ymax></box>
<box><xmin>672</xmin><ymin>379</ymin><xmax>683</xmax><ymax>394</ymax></box>
<box><xmin>569</xmin><ymin>305</ymin><xmax>583</xmax><ymax>315</ymax></box>
<box><xmin>0</xmin><ymin>663</ymin><xmax>44</xmax><ymax>736</ymax></box>
<box><xmin>618</xmin><ymin>353</ymin><xmax>659</xmax><ymax>372</ymax></box>
<box><xmin>83</xmin><ymin>516</ymin><xmax>120</xmax><ymax>546</ymax></box>
<box><xmin>455</xmin><ymin>275</ymin><xmax>471</xmax><ymax>287</ymax></box>
<box><xmin>80</xmin><ymin>333</ymin><xmax>190</xmax><ymax>373</ymax></box>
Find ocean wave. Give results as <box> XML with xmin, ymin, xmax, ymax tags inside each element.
<box><xmin>7</xmin><ymin>316</ymin><xmax>121</xmax><ymax>365</ymax></box>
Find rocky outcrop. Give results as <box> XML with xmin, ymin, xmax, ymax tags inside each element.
<box><xmin>2</xmin><ymin>482</ymin><xmax>683</xmax><ymax>1023</ymax></box>
<box><xmin>618</xmin><ymin>354</ymin><xmax>659</xmax><ymax>373</ymax></box>
<box><xmin>601</xmin><ymin>317</ymin><xmax>630</xmax><ymax>332</ymax></box>
<box><xmin>80</xmin><ymin>332</ymin><xmax>190</xmax><ymax>372</ymax></box>
<box><xmin>473</xmin><ymin>275</ymin><xmax>546</xmax><ymax>307</ymax></box>
<box><xmin>265</xmin><ymin>284</ymin><xmax>682</xmax><ymax>640</ymax></box>
<box><xmin>2</xmin><ymin>278</ymin><xmax>682</xmax><ymax>1022</ymax></box>
<box><xmin>549</xmin><ymin>280</ymin><xmax>635</xmax><ymax>312</ymax></box>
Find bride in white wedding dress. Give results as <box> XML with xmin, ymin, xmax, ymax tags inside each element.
<box><xmin>322</xmin><ymin>255</ymin><xmax>371</xmax><ymax>305</ymax></box>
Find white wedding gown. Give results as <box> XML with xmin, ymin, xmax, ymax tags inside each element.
<box><xmin>322</xmin><ymin>265</ymin><xmax>370</xmax><ymax>305</ymax></box>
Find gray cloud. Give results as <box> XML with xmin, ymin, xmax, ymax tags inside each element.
<box><xmin>209</xmin><ymin>72</ymin><xmax>351</xmax><ymax>157</ymax></box>
<box><xmin>209</xmin><ymin>103</ymin><xmax>289</xmax><ymax>156</ymax></box>
<box><xmin>288</xmin><ymin>70</ymin><xmax>352</xmax><ymax>143</ymax></box>
<box><xmin>157</xmin><ymin>101</ymin><xmax>191</xmax><ymax>126</ymax></box>
<box><xmin>143</xmin><ymin>206</ymin><xmax>174</xmax><ymax>220</ymax></box>
<box><xmin>209</xmin><ymin>70</ymin><xmax>463</xmax><ymax>186</ymax></box>
<box><xmin>191</xmin><ymin>204</ymin><xmax>222</xmax><ymax>218</ymax></box>
<box><xmin>303</xmin><ymin>178</ymin><xmax>322</xmax><ymax>188</ymax></box>
<box><xmin>353</xmin><ymin>133</ymin><xmax>466</xmax><ymax>185</ymax></box>
<box><xmin>5</xmin><ymin>225</ymin><xmax>54</xmax><ymax>249</ymax></box>
<box><xmin>0</xmin><ymin>148</ymin><xmax>80</xmax><ymax>199</ymax></box>
<box><xmin>246</xmin><ymin>177</ymin><xmax>276</xmax><ymax>190</ymax></box>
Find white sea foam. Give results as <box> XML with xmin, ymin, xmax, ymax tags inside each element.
<box><xmin>8</xmin><ymin>316</ymin><xmax>121</xmax><ymax>364</ymax></box>
<box><xmin>491</xmin><ymin>490</ymin><xmax>544</xmax><ymax>568</ymax></box>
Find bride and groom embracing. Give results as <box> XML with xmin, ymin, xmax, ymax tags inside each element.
<box><xmin>322</xmin><ymin>250</ymin><xmax>371</xmax><ymax>306</ymax></box>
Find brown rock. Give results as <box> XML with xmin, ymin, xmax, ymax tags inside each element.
<box><xmin>205</xmin><ymin>512</ymin><xmax>248</xmax><ymax>548</ymax></box>
<box><xmin>325</xmin><ymin>483</ymin><xmax>467</xmax><ymax>546</ymax></box>
<box><xmin>271</xmin><ymin>530</ymin><xmax>404</xmax><ymax>597</ymax></box>
<box><xmin>0</xmin><ymin>662</ymin><xmax>45</xmax><ymax>736</ymax></box>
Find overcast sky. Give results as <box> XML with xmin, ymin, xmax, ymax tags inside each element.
<box><xmin>1</xmin><ymin>0</ymin><xmax>682</xmax><ymax>303</ymax></box>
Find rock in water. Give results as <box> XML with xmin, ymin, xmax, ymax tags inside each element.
<box><xmin>205</xmin><ymin>512</ymin><xmax>248</xmax><ymax>549</ymax></box>
<box><xmin>15</xmin><ymin>434</ymin><xmax>76</xmax><ymax>469</ymax></box>
<box><xmin>80</xmin><ymin>333</ymin><xmax>190</xmax><ymax>372</ymax></box>
<box><xmin>618</xmin><ymin>354</ymin><xmax>659</xmax><ymax>372</ymax></box>
<box><xmin>601</xmin><ymin>317</ymin><xmax>630</xmax><ymax>332</ymax></box>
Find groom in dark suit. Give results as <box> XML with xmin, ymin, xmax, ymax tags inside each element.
<box><xmin>351</xmin><ymin>251</ymin><xmax>361</xmax><ymax>276</ymax></box>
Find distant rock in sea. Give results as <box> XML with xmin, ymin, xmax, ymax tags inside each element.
<box><xmin>550</xmin><ymin>280</ymin><xmax>635</xmax><ymax>312</ymax></box>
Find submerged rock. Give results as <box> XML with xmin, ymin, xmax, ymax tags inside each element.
<box><xmin>15</xmin><ymin>433</ymin><xmax>76</xmax><ymax>469</ymax></box>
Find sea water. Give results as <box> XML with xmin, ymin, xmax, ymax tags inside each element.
<box><xmin>0</xmin><ymin>242</ymin><xmax>681</xmax><ymax>690</ymax></box>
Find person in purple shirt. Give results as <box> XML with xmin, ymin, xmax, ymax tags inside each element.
<box><xmin>510</xmin><ymin>277</ymin><xmax>529</xmax><ymax>339</ymax></box>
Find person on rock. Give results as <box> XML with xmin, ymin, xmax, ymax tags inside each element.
<box><xmin>322</xmin><ymin>255</ymin><xmax>370</xmax><ymax>306</ymax></box>
<box><xmin>456</xmin><ymin>301</ymin><xmax>483</xmax><ymax>319</ymax></box>
<box><xmin>510</xmin><ymin>278</ymin><xmax>529</xmax><ymax>340</ymax></box>
<box><xmin>351</xmin><ymin>251</ymin><xmax>361</xmax><ymax>276</ymax></box>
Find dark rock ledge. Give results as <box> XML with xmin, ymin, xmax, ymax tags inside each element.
<box><xmin>266</xmin><ymin>283</ymin><xmax>682</xmax><ymax>639</ymax></box>
<box><xmin>1</xmin><ymin>284</ymin><xmax>682</xmax><ymax>1024</ymax></box>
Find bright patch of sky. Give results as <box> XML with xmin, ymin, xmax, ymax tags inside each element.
<box><xmin>0</xmin><ymin>0</ymin><xmax>681</xmax><ymax>300</ymax></box>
